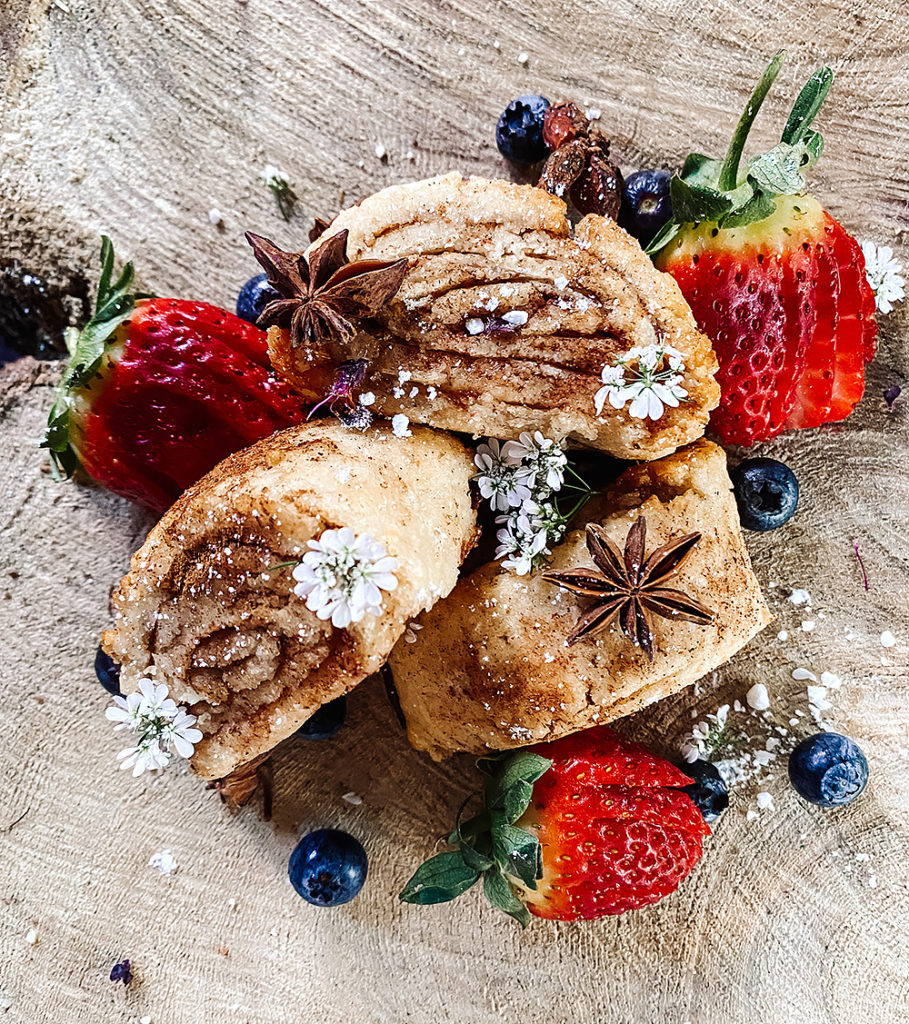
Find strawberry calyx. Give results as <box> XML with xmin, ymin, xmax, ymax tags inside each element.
<box><xmin>398</xmin><ymin>750</ymin><xmax>553</xmax><ymax>927</ymax></box>
<box><xmin>646</xmin><ymin>50</ymin><xmax>833</xmax><ymax>255</ymax></box>
<box><xmin>41</xmin><ymin>237</ymin><xmax>147</xmax><ymax>478</ymax></box>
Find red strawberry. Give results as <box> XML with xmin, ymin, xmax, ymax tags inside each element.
<box><xmin>43</xmin><ymin>238</ymin><xmax>308</xmax><ymax>511</ymax></box>
<box><xmin>399</xmin><ymin>726</ymin><xmax>708</xmax><ymax>925</ymax></box>
<box><xmin>651</xmin><ymin>51</ymin><xmax>878</xmax><ymax>446</ymax></box>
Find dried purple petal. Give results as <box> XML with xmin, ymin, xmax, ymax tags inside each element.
<box><xmin>308</xmin><ymin>359</ymin><xmax>373</xmax><ymax>429</ymax></box>
<box><xmin>884</xmin><ymin>385</ymin><xmax>902</xmax><ymax>410</ymax></box>
<box><xmin>109</xmin><ymin>959</ymin><xmax>132</xmax><ymax>985</ymax></box>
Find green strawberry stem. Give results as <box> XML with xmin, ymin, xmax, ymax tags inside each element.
<box><xmin>399</xmin><ymin>750</ymin><xmax>553</xmax><ymax>927</ymax></box>
<box><xmin>717</xmin><ymin>49</ymin><xmax>786</xmax><ymax>191</ymax></box>
<box><xmin>41</xmin><ymin>237</ymin><xmax>143</xmax><ymax>478</ymax></box>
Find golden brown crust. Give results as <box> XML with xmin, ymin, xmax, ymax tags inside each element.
<box><xmin>387</xmin><ymin>440</ymin><xmax>772</xmax><ymax>759</ymax></box>
<box><xmin>268</xmin><ymin>173</ymin><xmax>719</xmax><ymax>461</ymax></box>
<box><xmin>103</xmin><ymin>421</ymin><xmax>478</xmax><ymax>779</ymax></box>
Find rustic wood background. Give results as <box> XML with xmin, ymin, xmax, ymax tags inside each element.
<box><xmin>2</xmin><ymin>1</ymin><xmax>908</xmax><ymax>1022</ymax></box>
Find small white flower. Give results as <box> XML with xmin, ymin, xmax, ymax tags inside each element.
<box><xmin>595</xmin><ymin>344</ymin><xmax>688</xmax><ymax>421</ymax></box>
<box><xmin>391</xmin><ymin>413</ymin><xmax>412</xmax><ymax>438</ymax></box>
<box><xmin>495</xmin><ymin>511</ymin><xmax>550</xmax><ymax>575</ymax></box>
<box><xmin>473</xmin><ymin>439</ymin><xmax>529</xmax><ymax>511</ymax></box>
<box><xmin>508</xmin><ymin>431</ymin><xmax>567</xmax><ymax>494</ymax></box>
<box><xmin>292</xmin><ymin>527</ymin><xmax>398</xmax><ymax>629</ymax></box>
<box><xmin>260</xmin><ymin>163</ymin><xmax>288</xmax><ymax>188</ymax></box>
<box><xmin>861</xmin><ymin>240</ymin><xmax>905</xmax><ymax>315</ymax></box>
<box><xmin>107</xmin><ymin>678</ymin><xmax>202</xmax><ymax>777</ymax></box>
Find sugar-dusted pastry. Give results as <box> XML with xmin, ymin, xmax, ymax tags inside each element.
<box><xmin>103</xmin><ymin>420</ymin><xmax>477</xmax><ymax>779</ymax></box>
<box><xmin>257</xmin><ymin>172</ymin><xmax>720</xmax><ymax>461</ymax></box>
<box><xmin>388</xmin><ymin>440</ymin><xmax>772</xmax><ymax>759</ymax></box>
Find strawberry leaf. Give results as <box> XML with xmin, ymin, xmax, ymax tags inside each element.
<box><xmin>482</xmin><ymin>869</ymin><xmax>531</xmax><ymax>928</ymax></box>
<box><xmin>781</xmin><ymin>66</ymin><xmax>833</xmax><ymax>147</ymax></box>
<box><xmin>41</xmin><ymin>237</ymin><xmax>145</xmax><ymax>479</ymax></box>
<box><xmin>398</xmin><ymin>851</ymin><xmax>480</xmax><ymax>905</ymax></box>
<box><xmin>492</xmin><ymin>824</ymin><xmax>542</xmax><ymax>889</ymax></box>
<box><xmin>747</xmin><ymin>142</ymin><xmax>806</xmax><ymax>195</ymax></box>
<box><xmin>487</xmin><ymin>751</ymin><xmax>552</xmax><ymax>825</ymax></box>
<box><xmin>719</xmin><ymin>190</ymin><xmax>777</xmax><ymax>228</ymax></box>
<box><xmin>668</xmin><ymin>177</ymin><xmax>733</xmax><ymax>225</ymax></box>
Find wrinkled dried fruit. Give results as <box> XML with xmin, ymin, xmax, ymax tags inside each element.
<box><xmin>542</xmin><ymin>101</ymin><xmax>589</xmax><ymax>151</ymax></box>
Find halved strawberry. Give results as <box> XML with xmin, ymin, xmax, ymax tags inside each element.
<box><xmin>399</xmin><ymin>726</ymin><xmax>708</xmax><ymax>925</ymax></box>
<box><xmin>42</xmin><ymin>238</ymin><xmax>308</xmax><ymax>511</ymax></box>
<box><xmin>650</xmin><ymin>51</ymin><xmax>878</xmax><ymax>446</ymax></box>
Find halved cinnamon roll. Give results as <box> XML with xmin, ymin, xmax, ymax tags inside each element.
<box><xmin>387</xmin><ymin>440</ymin><xmax>772</xmax><ymax>759</ymax></box>
<box><xmin>103</xmin><ymin>420</ymin><xmax>477</xmax><ymax>778</ymax></box>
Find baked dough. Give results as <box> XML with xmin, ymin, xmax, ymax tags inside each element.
<box><xmin>103</xmin><ymin>420</ymin><xmax>477</xmax><ymax>779</ymax></box>
<box><xmin>388</xmin><ymin>440</ymin><xmax>771</xmax><ymax>759</ymax></box>
<box><xmin>268</xmin><ymin>173</ymin><xmax>720</xmax><ymax>461</ymax></box>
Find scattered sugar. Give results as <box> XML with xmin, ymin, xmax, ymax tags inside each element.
<box><xmin>208</xmin><ymin>208</ymin><xmax>223</xmax><ymax>226</ymax></box>
<box><xmin>746</xmin><ymin>683</ymin><xmax>770</xmax><ymax>711</ymax></box>
<box><xmin>374</xmin><ymin>142</ymin><xmax>386</xmax><ymax>160</ymax></box>
<box><xmin>777</xmin><ymin>630</ymin><xmax>789</xmax><ymax>641</ymax></box>
<box><xmin>465</xmin><ymin>317</ymin><xmax>484</xmax><ymax>335</ymax></box>
<box><xmin>148</xmin><ymin>850</ymin><xmax>178</xmax><ymax>876</ymax></box>
<box><xmin>756</xmin><ymin>792</ymin><xmax>775</xmax><ymax>811</ymax></box>
<box><xmin>359</xmin><ymin>392</ymin><xmax>375</xmax><ymax>407</ymax></box>
<box><xmin>391</xmin><ymin>414</ymin><xmax>412</xmax><ymax>438</ymax></box>
<box><xmin>881</xmin><ymin>630</ymin><xmax>896</xmax><ymax>648</ymax></box>
<box><xmin>801</xmin><ymin>620</ymin><xmax>816</xmax><ymax>632</ymax></box>
<box><xmin>517</xmin><ymin>51</ymin><xmax>529</xmax><ymax>64</ymax></box>
<box><xmin>789</xmin><ymin>588</ymin><xmax>812</xmax><ymax>607</ymax></box>
<box><xmin>25</xmin><ymin>929</ymin><xmax>37</xmax><ymax>945</ymax></box>
<box><xmin>501</xmin><ymin>310</ymin><xmax>528</xmax><ymax>326</ymax></box>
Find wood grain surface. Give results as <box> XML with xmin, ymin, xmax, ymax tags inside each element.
<box><xmin>2</xmin><ymin>2</ymin><xmax>908</xmax><ymax>1022</ymax></box>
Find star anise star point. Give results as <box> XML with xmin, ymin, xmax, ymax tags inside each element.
<box><xmin>245</xmin><ymin>229</ymin><xmax>407</xmax><ymax>351</ymax></box>
<box><xmin>543</xmin><ymin>516</ymin><xmax>715</xmax><ymax>660</ymax></box>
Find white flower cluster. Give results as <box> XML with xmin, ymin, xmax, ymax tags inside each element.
<box><xmin>106</xmin><ymin>678</ymin><xmax>203</xmax><ymax>777</ymax></box>
<box><xmin>292</xmin><ymin>527</ymin><xmax>398</xmax><ymax>629</ymax></box>
<box><xmin>473</xmin><ymin>432</ymin><xmax>569</xmax><ymax>576</ymax></box>
<box><xmin>595</xmin><ymin>344</ymin><xmax>688</xmax><ymax>421</ymax></box>
<box><xmin>861</xmin><ymin>240</ymin><xmax>905</xmax><ymax>315</ymax></box>
<box><xmin>680</xmin><ymin>703</ymin><xmax>730</xmax><ymax>763</ymax></box>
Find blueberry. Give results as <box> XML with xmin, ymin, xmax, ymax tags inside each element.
<box><xmin>681</xmin><ymin>759</ymin><xmax>729</xmax><ymax>823</ymax></box>
<box><xmin>619</xmin><ymin>169</ymin><xmax>673</xmax><ymax>241</ymax></box>
<box><xmin>297</xmin><ymin>695</ymin><xmax>346</xmax><ymax>740</ymax></box>
<box><xmin>95</xmin><ymin>645</ymin><xmax>121</xmax><ymax>696</ymax></box>
<box><xmin>495</xmin><ymin>94</ymin><xmax>550</xmax><ymax>165</ymax></box>
<box><xmin>236</xmin><ymin>273</ymin><xmax>280</xmax><ymax>325</ymax></box>
<box><xmin>730</xmin><ymin>457</ymin><xmax>799</xmax><ymax>532</ymax></box>
<box><xmin>788</xmin><ymin>732</ymin><xmax>869</xmax><ymax>807</ymax></box>
<box><xmin>288</xmin><ymin>828</ymin><xmax>368</xmax><ymax>907</ymax></box>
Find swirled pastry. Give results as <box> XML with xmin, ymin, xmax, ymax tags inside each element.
<box><xmin>387</xmin><ymin>440</ymin><xmax>771</xmax><ymax>759</ymax></box>
<box><xmin>268</xmin><ymin>173</ymin><xmax>720</xmax><ymax>461</ymax></box>
<box><xmin>102</xmin><ymin>420</ymin><xmax>477</xmax><ymax>779</ymax></box>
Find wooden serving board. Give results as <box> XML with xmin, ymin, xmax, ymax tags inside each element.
<box><xmin>1</xmin><ymin>2</ymin><xmax>908</xmax><ymax>1021</ymax></box>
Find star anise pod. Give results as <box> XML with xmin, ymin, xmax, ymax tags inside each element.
<box><xmin>245</xmin><ymin>229</ymin><xmax>407</xmax><ymax>351</ymax></box>
<box><xmin>543</xmin><ymin>516</ymin><xmax>715</xmax><ymax>659</ymax></box>
<box><xmin>538</xmin><ymin>102</ymin><xmax>624</xmax><ymax>219</ymax></box>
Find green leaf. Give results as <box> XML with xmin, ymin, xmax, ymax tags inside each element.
<box><xmin>487</xmin><ymin>752</ymin><xmax>552</xmax><ymax>825</ymax></box>
<box><xmin>398</xmin><ymin>851</ymin><xmax>480</xmax><ymax>905</ymax></box>
<box><xmin>748</xmin><ymin>142</ymin><xmax>806</xmax><ymax>195</ymax></box>
<box><xmin>482</xmin><ymin>869</ymin><xmax>531</xmax><ymax>927</ymax></box>
<box><xmin>801</xmin><ymin>130</ymin><xmax>824</xmax><ymax>166</ymax></box>
<box><xmin>719</xmin><ymin>189</ymin><xmax>778</xmax><ymax>228</ymax></box>
<box><xmin>781</xmin><ymin>66</ymin><xmax>833</xmax><ymax>146</ymax></box>
<box><xmin>680</xmin><ymin>152</ymin><xmax>722</xmax><ymax>188</ymax></box>
<box><xmin>643</xmin><ymin>219</ymin><xmax>681</xmax><ymax>257</ymax></box>
<box><xmin>492</xmin><ymin>824</ymin><xmax>542</xmax><ymax>889</ymax></box>
<box><xmin>460</xmin><ymin>838</ymin><xmax>495</xmax><ymax>873</ymax></box>
<box><xmin>668</xmin><ymin>176</ymin><xmax>733</xmax><ymax>225</ymax></box>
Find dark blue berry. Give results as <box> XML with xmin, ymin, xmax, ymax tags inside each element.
<box><xmin>619</xmin><ymin>169</ymin><xmax>673</xmax><ymax>241</ymax></box>
<box><xmin>297</xmin><ymin>695</ymin><xmax>346</xmax><ymax>740</ymax></box>
<box><xmin>730</xmin><ymin>457</ymin><xmax>799</xmax><ymax>532</ymax></box>
<box><xmin>495</xmin><ymin>94</ymin><xmax>550</xmax><ymax>164</ymax></box>
<box><xmin>788</xmin><ymin>732</ymin><xmax>869</xmax><ymax>807</ymax></box>
<box><xmin>236</xmin><ymin>273</ymin><xmax>280</xmax><ymax>325</ymax></box>
<box><xmin>680</xmin><ymin>759</ymin><xmax>729</xmax><ymax>823</ymax></box>
<box><xmin>95</xmin><ymin>645</ymin><xmax>121</xmax><ymax>696</ymax></box>
<box><xmin>288</xmin><ymin>829</ymin><xmax>368</xmax><ymax>907</ymax></box>
<box><xmin>109</xmin><ymin>959</ymin><xmax>132</xmax><ymax>985</ymax></box>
